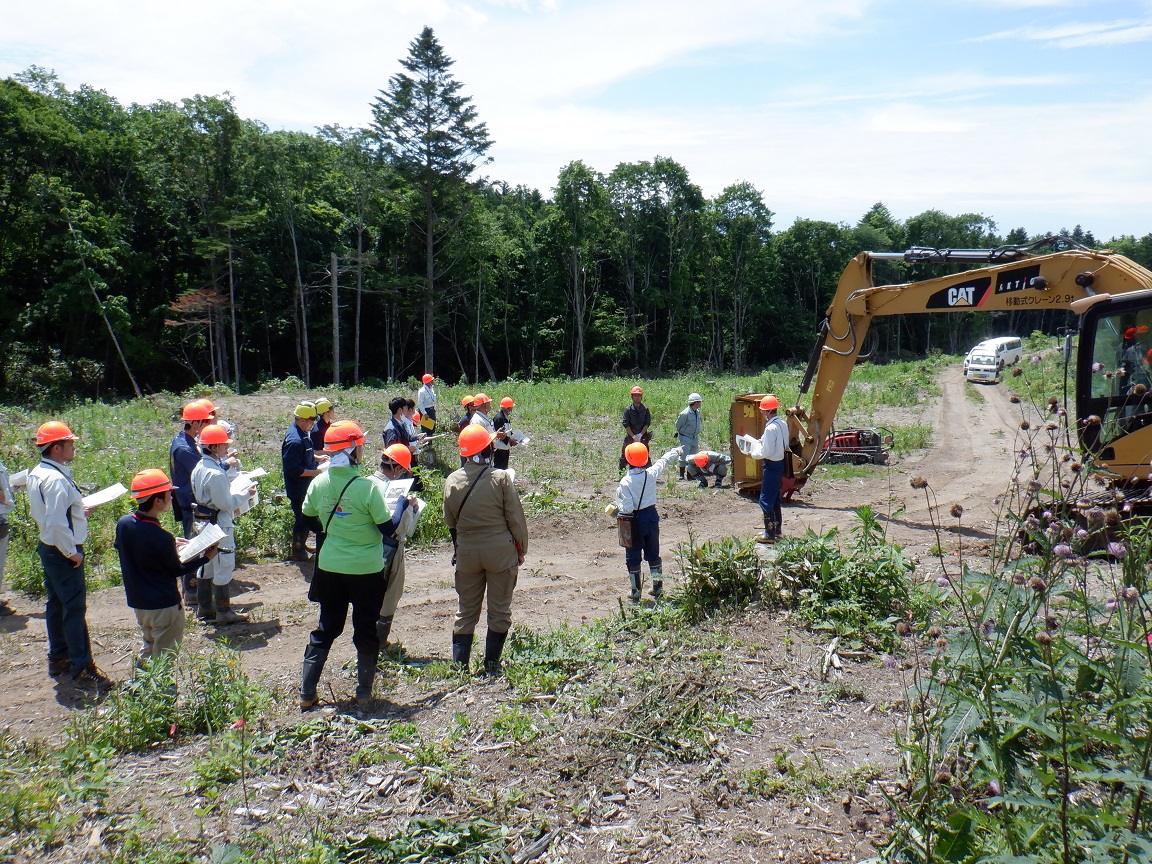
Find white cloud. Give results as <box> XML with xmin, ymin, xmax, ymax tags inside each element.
<box><xmin>976</xmin><ymin>19</ymin><xmax>1152</xmax><ymax>47</ymax></box>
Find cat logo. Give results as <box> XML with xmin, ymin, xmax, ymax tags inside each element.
<box><xmin>948</xmin><ymin>286</ymin><xmax>975</xmax><ymax>307</ymax></box>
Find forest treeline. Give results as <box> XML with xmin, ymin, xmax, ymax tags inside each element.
<box><xmin>3</xmin><ymin>27</ymin><xmax>1151</xmax><ymax>404</ymax></box>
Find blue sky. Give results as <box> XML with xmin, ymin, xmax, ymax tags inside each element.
<box><xmin>3</xmin><ymin>0</ymin><xmax>1150</xmax><ymax>238</ymax></box>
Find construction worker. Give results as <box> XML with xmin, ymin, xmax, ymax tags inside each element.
<box><xmin>620</xmin><ymin>386</ymin><xmax>652</xmax><ymax>471</ymax></box>
<box><xmin>491</xmin><ymin>397</ymin><xmax>518</xmax><ymax>471</ymax></box>
<box><xmin>283</xmin><ymin>402</ymin><xmax>328</xmax><ymax>562</ymax></box>
<box><xmin>0</xmin><ymin>420</ymin><xmax>14</xmax><ymax>618</ymax></box>
<box><xmin>311</xmin><ymin>397</ymin><xmax>336</xmax><ymax>451</ymax></box>
<box><xmin>191</xmin><ymin>424</ymin><xmax>255</xmax><ymax>624</ymax></box>
<box><xmin>170</xmin><ymin>401</ymin><xmax>210</xmax><ymax>541</ymax></box>
<box><xmin>470</xmin><ymin>393</ymin><xmax>496</xmax><ymax>432</ymax></box>
<box><xmin>457</xmin><ymin>395</ymin><xmax>476</xmax><ymax>467</ymax></box>
<box><xmin>114</xmin><ymin>469</ymin><xmax>219</xmax><ymax>660</ymax></box>
<box><xmin>674</xmin><ymin>393</ymin><xmax>703</xmax><ymax>479</ymax></box>
<box><xmin>757</xmin><ymin>394</ymin><xmax>788</xmax><ymax>544</ymax></box>
<box><xmin>617</xmin><ymin>442</ymin><xmax>682</xmax><ymax>602</ymax></box>
<box><xmin>27</xmin><ymin>421</ymin><xmax>113</xmax><ymax>690</ymax></box>
<box><xmin>444</xmin><ymin>424</ymin><xmax>528</xmax><ymax>676</ymax></box>
<box><xmin>299</xmin><ymin>420</ymin><xmax>393</xmax><ymax>709</ymax></box>
<box><xmin>372</xmin><ymin>443</ymin><xmax>420</xmax><ymax>655</ymax></box>
<box><xmin>687</xmin><ymin>450</ymin><xmax>732</xmax><ymax>488</ymax></box>
<box><xmin>416</xmin><ymin>373</ymin><xmax>437</xmax><ymax>430</ymax></box>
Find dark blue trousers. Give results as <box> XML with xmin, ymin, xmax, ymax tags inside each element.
<box><xmin>759</xmin><ymin>459</ymin><xmax>786</xmax><ymax>539</ymax></box>
<box><xmin>289</xmin><ymin>492</ymin><xmax>323</xmax><ymax>537</ymax></box>
<box><xmin>38</xmin><ymin>542</ymin><xmax>92</xmax><ymax>672</ymax></box>
<box><xmin>625</xmin><ymin>506</ymin><xmax>661</xmax><ymax>571</ymax></box>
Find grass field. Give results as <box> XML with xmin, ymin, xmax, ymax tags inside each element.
<box><xmin>0</xmin><ymin>356</ymin><xmax>955</xmax><ymax>596</ymax></box>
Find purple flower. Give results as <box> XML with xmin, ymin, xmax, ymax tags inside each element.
<box><xmin>1042</xmin><ymin>510</ymin><xmax>1054</xmax><ymax>521</ymax></box>
<box><xmin>981</xmin><ymin>619</ymin><xmax>996</xmax><ymax>637</ymax></box>
<box><xmin>988</xmin><ymin>779</ymin><xmax>1002</xmax><ymax>796</ymax></box>
<box><xmin>1030</xmin><ymin>355</ymin><xmax>1042</xmax><ymax>365</ymax></box>
<box><xmin>1092</xmin><ymin>362</ymin><xmax>1105</xmax><ymax>373</ymax></box>
<box><xmin>936</xmin><ymin>575</ymin><xmax>950</xmax><ymax>587</ymax></box>
<box><xmin>1053</xmin><ymin>543</ymin><xmax>1073</xmax><ymax>558</ymax></box>
<box><xmin>1105</xmin><ymin>599</ymin><xmax>1119</xmax><ymax>612</ymax></box>
<box><xmin>1075</xmin><ymin>528</ymin><xmax>1089</xmax><ymax>540</ymax></box>
<box><xmin>1108</xmin><ymin>541</ymin><xmax>1127</xmax><ymax>559</ymax></box>
<box><xmin>881</xmin><ymin>654</ymin><xmax>899</xmax><ymax>671</ymax></box>
<box><xmin>1027</xmin><ymin>480</ymin><xmax>1042</xmax><ymax>493</ymax></box>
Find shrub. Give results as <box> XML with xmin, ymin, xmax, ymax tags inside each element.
<box><xmin>674</xmin><ymin>536</ymin><xmax>764</xmax><ymax>621</ymax></box>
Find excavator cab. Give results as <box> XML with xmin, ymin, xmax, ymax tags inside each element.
<box><xmin>1075</xmin><ymin>290</ymin><xmax>1152</xmax><ymax>480</ymax></box>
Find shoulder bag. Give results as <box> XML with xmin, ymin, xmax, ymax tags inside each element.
<box><xmin>617</xmin><ymin>472</ymin><xmax>648</xmax><ymax>548</ymax></box>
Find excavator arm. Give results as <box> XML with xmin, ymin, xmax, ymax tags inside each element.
<box><xmin>787</xmin><ymin>241</ymin><xmax>1152</xmax><ymax>487</ymax></box>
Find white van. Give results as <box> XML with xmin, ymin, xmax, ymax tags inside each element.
<box><xmin>978</xmin><ymin>336</ymin><xmax>1023</xmax><ymax>369</ymax></box>
<box><xmin>965</xmin><ymin>348</ymin><xmax>1001</xmax><ymax>383</ymax></box>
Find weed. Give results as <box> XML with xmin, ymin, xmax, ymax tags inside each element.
<box><xmin>674</xmin><ymin>535</ymin><xmax>764</xmax><ymax>621</ymax></box>
<box><xmin>334</xmin><ymin>817</ymin><xmax>510</xmax><ymax>863</ymax></box>
<box><xmin>739</xmin><ymin>756</ymin><xmax>882</xmax><ymax>804</ymax></box>
<box><xmin>490</xmin><ymin>705</ymin><xmax>547</xmax><ymax>745</ymax></box>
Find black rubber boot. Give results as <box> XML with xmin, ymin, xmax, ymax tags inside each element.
<box><xmin>181</xmin><ymin>572</ymin><xmax>197</xmax><ymax>607</ymax></box>
<box><xmin>355</xmin><ymin>652</ymin><xmax>376</xmax><ymax>706</ymax></box>
<box><xmin>376</xmin><ymin>616</ymin><xmax>394</xmax><ymax>657</ymax></box>
<box><xmin>451</xmin><ymin>633</ymin><xmax>474</xmax><ymax>668</ymax></box>
<box><xmin>300</xmin><ymin>641</ymin><xmax>330</xmax><ymax>709</ymax></box>
<box><xmin>289</xmin><ymin>532</ymin><xmax>309</xmax><ymax>562</ymax></box>
<box><xmin>649</xmin><ymin>567</ymin><xmax>664</xmax><ymax>599</ymax></box>
<box><xmin>196</xmin><ymin>574</ymin><xmax>215</xmax><ymax>621</ymax></box>
<box><xmin>482</xmin><ymin>630</ymin><xmax>509</xmax><ymax>677</ymax></box>
<box><xmin>213</xmin><ymin>583</ymin><xmax>247</xmax><ymax>625</ymax></box>
<box><xmin>714</xmin><ymin>477</ymin><xmax>724</xmax><ymax>488</ymax></box>
<box><xmin>698</xmin><ymin>476</ymin><xmax>708</xmax><ymax>488</ymax></box>
<box><xmin>628</xmin><ymin>570</ymin><xmax>642</xmax><ymax>603</ymax></box>
<box><xmin>678</xmin><ymin>466</ymin><xmax>685</xmax><ymax>480</ymax></box>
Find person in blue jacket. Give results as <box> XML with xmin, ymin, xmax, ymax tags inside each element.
<box><xmin>170</xmin><ymin>401</ymin><xmax>211</xmax><ymax>603</ymax></box>
<box><xmin>115</xmin><ymin>469</ymin><xmax>220</xmax><ymax>660</ymax></box>
<box><xmin>282</xmin><ymin>402</ymin><xmax>329</xmax><ymax>562</ymax></box>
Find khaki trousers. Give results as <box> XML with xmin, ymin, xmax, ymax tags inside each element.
<box><xmin>379</xmin><ymin>547</ymin><xmax>406</xmax><ymax>619</ymax></box>
<box><xmin>452</xmin><ymin>540</ymin><xmax>519</xmax><ymax>635</ymax></box>
<box><xmin>134</xmin><ymin>605</ymin><xmax>185</xmax><ymax>659</ymax></box>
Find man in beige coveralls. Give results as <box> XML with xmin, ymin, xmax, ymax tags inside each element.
<box><xmin>444</xmin><ymin>423</ymin><xmax>529</xmax><ymax>676</ymax></box>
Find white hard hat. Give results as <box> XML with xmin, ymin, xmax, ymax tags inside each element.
<box><xmin>688</xmin><ymin>393</ymin><xmax>702</xmax><ymax>403</ymax></box>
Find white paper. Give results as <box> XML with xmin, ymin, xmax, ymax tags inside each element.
<box><xmin>382</xmin><ymin>478</ymin><xmax>414</xmax><ymax>508</ymax></box>
<box><xmin>179</xmin><ymin>523</ymin><xmax>226</xmax><ymax>563</ymax></box>
<box><xmin>82</xmin><ymin>483</ymin><xmax>128</xmax><ymax>508</ymax></box>
<box><xmin>736</xmin><ymin>434</ymin><xmax>763</xmax><ymax>459</ymax></box>
<box><xmin>508</xmin><ymin>428</ymin><xmax>530</xmax><ymax>446</ymax></box>
<box><xmin>230</xmin><ymin>470</ymin><xmax>265</xmax><ymax>496</ymax></box>
<box><xmin>10</xmin><ymin>469</ymin><xmax>28</xmax><ymax>488</ymax></box>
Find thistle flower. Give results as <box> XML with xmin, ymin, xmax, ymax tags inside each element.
<box><xmin>1087</xmin><ymin>507</ymin><xmax>1106</xmax><ymax>528</ymax></box>
<box><xmin>928</xmin><ymin>625</ymin><xmax>943</xmax><ymax>638</ymax></box>
<box><xmin>934</xmin><ymin>770</ymin><xmax>953</xmax><ymax>786</ymax></box>
<box><xmin>1091</xmin><ymin>362</ymin><xmax>1105</xmax><ymax>373</ymax></box>
<box><xmin>1028</xmin><ymin>479</ymin><xmax>1042</xmax><ymax>493</ymax></box>
<box><xmin>1053</xmin><ymin>543</ymin><xmax>1073</xmax><ymax>558</ymax></box>
<box><xmin>882</xmin><ymin>654</ymin><xmax>899</xmax><ymax>671</ymax></box>
<box><xmin>988</xmin><ymin>779</ymin><xmax>1002</xmax><ymax>796</ymax></box>
<box><xmin>1009</xmin><ymin>394</ymin><xmax>1021</xmax><ymax>404</ymax></box>
<box><xmin>1037</xmin><ymin>630</ymin><xmax>1053</xmax><ymax>646</ymax></box>
<box><xmin>1045</xmin><ymin>421</ymin><xmax>1058</xmax><ymax>431</ymax></box>
<box><xmin>1029</xmin><ymin>576</ymin><xmax>1047</xmax><ymax>592</ymax></box>
<box><xmin>1123</xmin><ymin>586</ymin><xmax>1140</xmax><ymax>604</ymax></box>
<box><xmin>1024</xmin><ymin>514</ymin><xmax>1040</xmax><ymax>530</ymax></box>
<box><xmin>935</xmin><ymin>638</ymin><xmax>948</xmax><ymax>650</ymax></box>
<box><xmin>911</xmin><ymin>476</ymin><xmax>928</xmax><ymax>489</ymax></box>
<box><xmin>1105</xmin><ymin>508</ymin><xmax>1121</xmax><ymax>527</ymax></box>
<box><xmin>936</xmin><ymin>575</ymin><xmax>950</xmax><ymax>587</ymax></box>
<box><xmin>1012</xmin><ymin>367</ymin><xmax>1023</xmax><ymax>377</ymax></box>
<box><xmin>1108</xmin><ymin>541</ymin><xmax>1127</xmax><ymax>559</ymax></box>
<box><xmin>1012</xmin><ymin>572</ymin><xmax>1027</xmax><ymax>585</ymax></box>
<box><xmin>1020</xmin><ymin>420</ymin><xmax>1031</xmax><ymax>430</ymax></box>
<box><xmin>896</xmin><ymin>621</ymin><xmax>912</xmax><ymax>636</ymax></box>
<box><xmin>1030</xmin><ymin>355</ymin><xmax>1041</xmax><ymax>364</ymax></box>
<box><xmin>1075</xmin><ymin>528</ymin><xmax>1088</xmax><ymax>540</ymax></box>
<box><xmin>1046</xmin><ymin>615</ymin><xmax>1059</xmax><ymax>630</ymax></box>
<box><xmin>950</xmin><ymin>503</ymin><xmax>964</xmax><ymax>519</ymax></box>
<box><xmin>982</xmin><ymin>618</ymin><xmax>997</xmax><ymax>635</ymax></box>
<box><xmin>1042</xmin><ymin>510</ymin><xmax>1053</xmax><ymax>521</ymax></box>
<box><xmin>1070</xmin><ymin>462</ymin><xmax>1082</xmax><ymax>473</ymax></box>
<box><xmin>1105</xmin><ymin>598</ymin><xmax>1119</xmax><ymax>612</ymax></box>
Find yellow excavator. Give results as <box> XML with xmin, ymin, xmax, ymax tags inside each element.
<box><xmin>731</xmin><ymin>238</ymin><xmax>1152</xmax><ymax>500</ymax></box>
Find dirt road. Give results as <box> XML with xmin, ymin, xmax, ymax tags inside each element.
<box><xmin>0</xmin><ymin>368</ymin><xmax>1023</xmax><ymax>732</ymax></box>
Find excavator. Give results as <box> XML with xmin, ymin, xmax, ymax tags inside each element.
<box><xmin>730</xmin><ymin>238</ymin><xmax>1152</xmax><ymax>501</ymax></box>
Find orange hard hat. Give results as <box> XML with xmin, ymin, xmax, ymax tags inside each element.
<box><xmin>131</xmin><ymin>468</ymin><xmax>173</xmax><ymax>499</ymax></box>
<box><xmin>383</xmin><ymin>443</ymin><xmax>412</xmax><ymax>471</ymax></box>
<box><xmin>500</xmin><ymin>397</ymin><xmax>514</xmax><ymax>409</ymax></box>
<box><xmin>473</xmin><ymin>392</ymin><xmax>491</xmax><ymax>406</ymax></box>
<box><xmin>35</xmin><ymin>421</ymin><xmax>78</xmax><ymax>447</ymax></box>
<box><xmin>630</xmin><ymin>386</ymin><xmax>643</xmax><ymax>396</ymax></box>
<box><xmin>199</xmin><ymin>424</ymin><xmax>233</xmax><ymax>446</ymax></box>
<box><xmin>195</xmin><ymin>398</ymin><xmax>217</xmax><ymax>414</ymax></box>
<box><xmin>693</xmin><ymin>452</ymin><xmax>710</xmax><ymax>468</ymax></box>
<box><xmin>759</xmin><ymin>394</ymin><xmax>779</xmax><ymax>411</ymax></box>
<box><xmin>459</xmin><ymin>423</ymin><xmax>497</xmax><ymax>458</ymax></box>
<box><xmin>625</xmin><ymin>442</ymin><xmax>649</xmax><ymax>468</ymax></box>
<box><xmin>422</xmin><ymin>373</ymin><xmax>434</xmax><ymax>384</ymax></box>
<box><xmin>462</xmin><ymin>394</ymin><xmax>474</xmax><ymax>408</ymax></box>
<box><xmin>182</xmin><ymin>401</ymin><xmax>212</xmax><ymax>421</ymax></box>
<box><xmin>324</xmin><ymin>420</ymin><xmax>366</xmax><ymax>451</ymax></box>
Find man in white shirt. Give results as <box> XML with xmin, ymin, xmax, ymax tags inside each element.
<box><xmin>757</xmin><ymin>395</ymin><xmax>789</xmax><ymax>544</ymax></box>
<box><xmin>470</xmin><ymin>393</ymin><xmax>496</xmax><ymax>432</ymax></box>
<box><xmin>616</xmin><ymin>443</ymin><xmax>682</xmax><ymax>601</ymax></box>
<box><xmin>27</xmin><ymin>421</ymin><xmax>112</xmax><ymax>690</ymax></box>
<box><xmin>416</xmin><ymin>374</ymin><xmax>437</xmax><ymax>430</ymax></box>
<box><xmin>674</xmin><ymin>393</ymin><xmax>703</xmax><ymax>479</ymax></box>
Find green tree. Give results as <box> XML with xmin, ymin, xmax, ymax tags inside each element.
<box><xmin>369</xmin><ymin>26</ymin><xmax>492</xmax><ymax>374</ymax></box>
